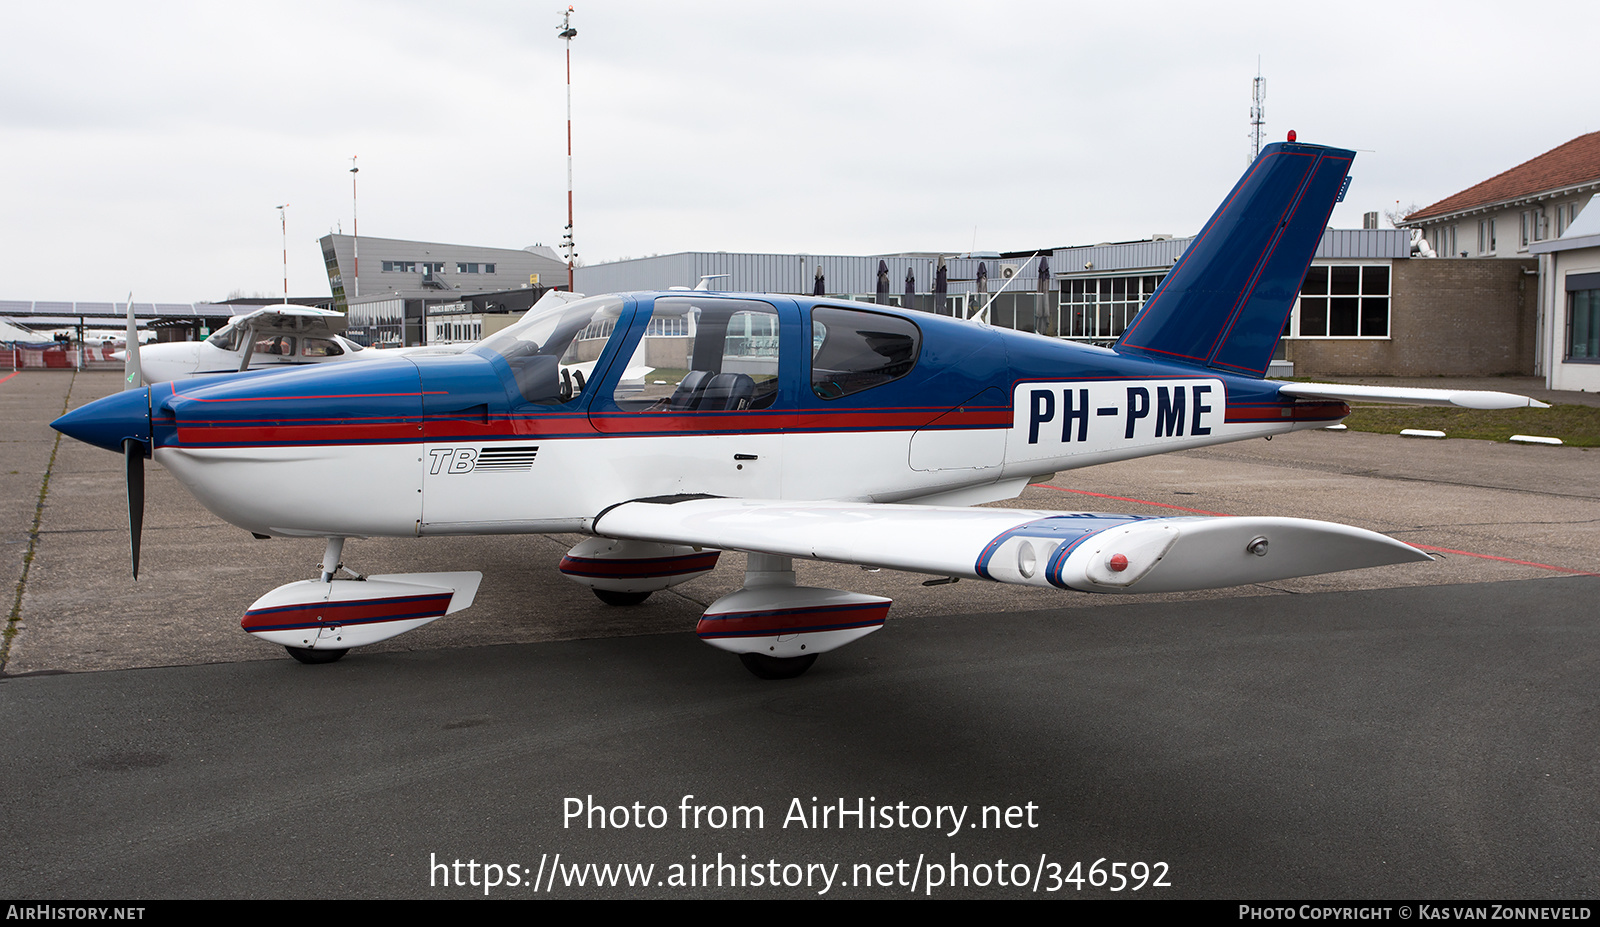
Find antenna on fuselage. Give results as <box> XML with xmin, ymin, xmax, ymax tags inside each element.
<box><xmin>968</xmin><ymin>253</ymin><xmax>1039</xmax><ymax>325</ymax></box>
<box><xmin>694</xmin><ymin>274</ymin><xmax>731</xmax><ymax>291</ymax></box>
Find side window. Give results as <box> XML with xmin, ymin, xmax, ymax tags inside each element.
<box><xmin>809</xmin><ymin>307</ymin><xmax>920</xmax><ymax>400</ymax></box>
<box><xmin>253</xmin><ymin>334</ymin><xmax>296</xmax><ymax>357</ymax></box>
<box><xmin>302</xmin><ymin>338</ymin><xmax>344</xmax><ymax>357</ymax></box>
<box><xmin>612</xmin><ymin>297</ymin><xmax>781</xmax><ymax>412</ymax></box>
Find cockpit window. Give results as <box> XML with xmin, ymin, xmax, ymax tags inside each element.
<box><xmin>809</xmin><ymin>307</ymin><xmax>920</xmax><ymax>400</ymax></box>
<box><xmin>610</xmin><ymin>297</ymin><xmax>780</xmax><ymax>412</ymax></box>
<box><xmin>206</xmin><ymin>323</ymin><xmax>243</xmax><ymax>351</ymax></box>
<box><xmin>302</xmin><ymin>338</ymin><xmax>344</xmax><ymax>357</ymax></box>
<box><xmin>471</xmin><ymin>295</ymin><xmax>628</xmax><ymax>405</ymax></box>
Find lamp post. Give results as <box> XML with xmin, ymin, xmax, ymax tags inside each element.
<box><xmin>558</xmin><ymin>6</ymin><xmax>577</xmax><ymax>291</ymax></box>
<box><xmin>350</xmin><ymin>155</ymin><xmax>360</xmax><ymax>299</ymax></box>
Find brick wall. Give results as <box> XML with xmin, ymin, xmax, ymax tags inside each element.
<box><xmin>1285</xmin><ymin>259</ymin><xmax>1537</xmax><ymax>376</ymax></box>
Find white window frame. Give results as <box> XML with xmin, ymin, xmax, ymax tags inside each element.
<box><xmin>1285</xmin><ymin>263</ymin><xmax>1392</xmax><ymax>340</ymax></box>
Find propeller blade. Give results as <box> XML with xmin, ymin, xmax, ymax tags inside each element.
<box><xmin>123</xmin><ymin>291</ymin><xmax>142</xmax><ymax>390</ymax></box>
<box><xmin>124</xmin><ymin>438</ymin><xmax>144</xmax><ymax>580</ymax></box>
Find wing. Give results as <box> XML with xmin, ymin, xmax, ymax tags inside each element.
<box><xmin>592</xmin><ymin>497</ymin><xmax>1431</xmax><ymax>594</ymax></box>
<box><xmin>1277</xmin><ymin>382</ymin><xmax>1549</xmax><ymax>410</ymax></box>
<box><xmin>232</xmin><ymin>305</ymin><xmax>349</xmax><ymax>336</ymax></box>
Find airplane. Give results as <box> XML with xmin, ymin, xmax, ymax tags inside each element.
<box><xmin>122</xmin><ymin>292</ymin><xmax>587</xmax><ymax>384</ymax></box>
<box><xmin>52</xmin><ymin>138</ymin><xmax>1549</xmax><ymax>679</ymax></box>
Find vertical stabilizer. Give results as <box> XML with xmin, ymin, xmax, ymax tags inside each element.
<box><xmin>1115</xmin><ymin>141</ymin><xmax>1354</xmax><ymax>377</ymax></box>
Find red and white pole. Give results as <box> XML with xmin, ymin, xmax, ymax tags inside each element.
<box><xmin>277</xmin><ymin>203</ymin><xmax>290</xmax><ymax>304</ymax></box>
<box><xmin>559</xmin><ymin>6</ymin><xmax>577</xmax><ymax>291</ymax></box>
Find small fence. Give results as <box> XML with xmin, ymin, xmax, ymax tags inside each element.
<box><xmin>1</xmin><ymin>342</ymin><xmax>123</xmax><ymax>370</ymax></box>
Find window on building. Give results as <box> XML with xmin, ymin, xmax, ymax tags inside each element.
<box><xmin>1558</xmin><ymin>202</ymin><xmax>1584</xmax><ymax>237</ymax></box>
<box><xmin>1479</xmin><ymin>219</ymin><xmax>1496</xmax><ymax>255</ymax></box>
<box><xmin>1520</xmin><ymin>208</ymin><xmax>1548</xmax><ymax>249</ymax></box>
<box><xmin>484</xmin><ymin>264</ymin><xmax>496</xmax><ymax>274</ymax></box>
<box><xmin>1061</xmin><ymin>274</ymin><xmax>1165</xmax><ymax>339</ymax></box>
<box><xmin>457</xmin><ymin>263</ymin><xmax>480</xmax><ymax>274</ymax></box>
<box><xmin>1567</xmin><ymin>273</ymin><xmax>1600</xmax><ymax>362</ymax></box>
<box><xmin>1434</xmin><ymin>224</ymin><xmax>1458</xmax><ymax>257</ymax></box>
<box><xmin>1293</xmin><ymin>264</ymin><xmax>1389</xmax><ymax>338</ymax></box>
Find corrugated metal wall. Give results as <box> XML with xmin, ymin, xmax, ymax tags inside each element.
<box><xmin>570</xmin><ymin>230</ymin><xmax>1413</xmax><ymax>296</ymax></box>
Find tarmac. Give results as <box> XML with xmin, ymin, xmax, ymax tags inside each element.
<box><xmin>2</xmin><ymin>369</ymin><xmax>1598</xmax><ymax>899</ymax></box>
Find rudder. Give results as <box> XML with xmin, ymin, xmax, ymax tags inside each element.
<box><xmin>1115</xmin><ymin>141</ymin><xmax>1355</xmax><ymax>377</ymax></box>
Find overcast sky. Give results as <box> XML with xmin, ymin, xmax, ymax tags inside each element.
<box><xmin>3</xmin><ymin>0</ymin><xmax>1595</xmax><ymax>302</ymax></box>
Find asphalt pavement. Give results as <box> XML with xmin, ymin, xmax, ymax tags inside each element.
<box><xmin>2</xmin><ymin>369</ymin><xmax>1597</xmax><ymax>899</ymax></box>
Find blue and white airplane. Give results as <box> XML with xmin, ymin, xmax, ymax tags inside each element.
<box><xmin>53</xmin><ymin>139</ymin><xmax>1546</xmax><ymax>678</ymax></box>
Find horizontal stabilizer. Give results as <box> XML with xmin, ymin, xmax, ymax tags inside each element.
<box><xmin>1277</xmin><ymin>382</ymin><xmax>1550</xmax><ymax>410</ymax></box>
<box><xmin>593</xmin><ymin>498</ymin><xmax>1429</xmax><ymax>594</ymax></box>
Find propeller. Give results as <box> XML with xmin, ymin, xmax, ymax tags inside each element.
<box><xmin>124</xmin><ymin>438</ymin><xmax>144</xmax><ymax>580</ymax></box>
<box><xmin>123</xmin><ymin>292</ymin><xmax>144</xmax><ymax>579</ymax></box>
<box><xmin>122</xmin><ymin>291</ymin><xmax>141</xmax><ymax>391</ymax></box>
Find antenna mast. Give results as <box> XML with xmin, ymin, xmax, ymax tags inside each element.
<box><xmin>558</xmin><ymin>6</ymin><xmax>578</xmax><ymax>290</ymax></box>
<box><xmin>1249</xmin><ymin>59</ymin><xmax>1266</xmax><ymax>163</ymax></box>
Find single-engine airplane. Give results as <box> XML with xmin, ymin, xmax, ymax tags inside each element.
<box><xmin>124</xmin><ymin>292</ymin><xmax>586</xmax><ymax>384</ymax></box>
<box><xmin>54</xmin><ymin>139</ymin><xmax>1547</xmax><ymax>678</ymax></box>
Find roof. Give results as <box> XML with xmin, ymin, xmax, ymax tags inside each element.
<box><xmin>1406</xmin><ymin>132</ymin><xmax>1600</xmax><ymax>223</ymax></box>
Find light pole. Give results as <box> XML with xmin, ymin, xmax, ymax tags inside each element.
<box><xmin>350</xmin><ymin>156</ymin><xmax>360</xmax><ymax>299</ymax></box>
<box><xmin>558</xmin><ymin>6</ymin><xmax>577</xmax><ymax>291</ymax></box>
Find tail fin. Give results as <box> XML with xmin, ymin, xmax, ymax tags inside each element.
<box><xmin>1115</xmin><ymin>141</ymin><xmax>1354</xmax><ymax>377</ymax></box>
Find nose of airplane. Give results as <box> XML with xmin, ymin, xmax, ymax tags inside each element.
<box><xmin>51</xmin><ymin>387</ymin><xmax>152</xmax><ymax>453</ymax></box>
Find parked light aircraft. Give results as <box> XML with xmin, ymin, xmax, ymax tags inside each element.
<box><xmin>124</xmin><ymin>293</ymin><xmax>584</xmax><ymax>384</ymax></box>
<box><xmin>54</xmin><ymin>140</ymin><xmax>1547</xmax><ymax>678</ymax></box>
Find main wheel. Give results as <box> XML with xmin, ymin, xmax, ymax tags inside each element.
<box><xmin>739</xmin><ymin>652</ymin><xmax>818</xmax><ymax>680</ymax></box>
<box><xmin>286</xmin><ymin>646</ymin><xmax>348</xmax><ymax>665</ymax></box>
<box><xmin>592</xmin><ymin>588</ymin><xmax>651</xmax><ymax>606</ymax></box>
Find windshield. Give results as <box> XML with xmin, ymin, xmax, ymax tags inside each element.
<box><xmin>470</xmin><ymin>294</ymin><xmax>628</xmax><ymax>405</ymax></box>
<box><xmin>205</xmin><ymin>323</ymin><xmax>242</xmax><ymax>351</ymax></box>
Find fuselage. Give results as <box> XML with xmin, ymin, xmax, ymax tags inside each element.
<box><xmin>60</xmin><ymin>291</ymin><xmax>1348</xmax><ymax>539</ymax></box>
<box><xmin>131</xmin><ymin>331</ymin><xmax>375</xmax><ymax>383</ymax></box>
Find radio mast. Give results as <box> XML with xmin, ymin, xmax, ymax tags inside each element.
<box><xmin>1249</xmin><ymin>60</ymin><xmax>1266</xmax><ymax>163</ymax></box>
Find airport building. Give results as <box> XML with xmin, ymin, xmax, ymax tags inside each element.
<box><xmin>569</xmin><ymin>228</ymin><xmax>1533</xmax><ymax>379</ymax></box>
<box><xmin>1398</xmin><ymin>132</ymin><xmax>1600</xmax><ymax>390</ymax></box>
<box><xmin>319</xmin><ymin>234</ymin><xmax>567</xmax><ymax>346</ymax></box>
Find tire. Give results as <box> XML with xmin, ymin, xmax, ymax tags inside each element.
<box><xmin>593</xmin><ymin>588</ymin><xmax>652</xmax><ymax>606</ymax></box>
<box><xmin>286</xmin><ymin>646</ymin><xmax>348</xmax><ymax>665</ymax></box>
<box><xmin>738</xmin><ymin>652</ymin><xmax>818</xmax><ymax>680</ymax></box>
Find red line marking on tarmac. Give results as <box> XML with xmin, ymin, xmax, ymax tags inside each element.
<box><xmin>0</xmin><ymin>371</ymin><xmax>18</xmax><ymax>385</ymax></box>
<box><xmin>1040</xmin><ymin>484</ymin><xmax>1593</xmax><ymax>575</ymax></box>
<box><xmin>1411</xmin><ymin>545</ymin><xmax>1597</xmax><ymax>576</ymax></box>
